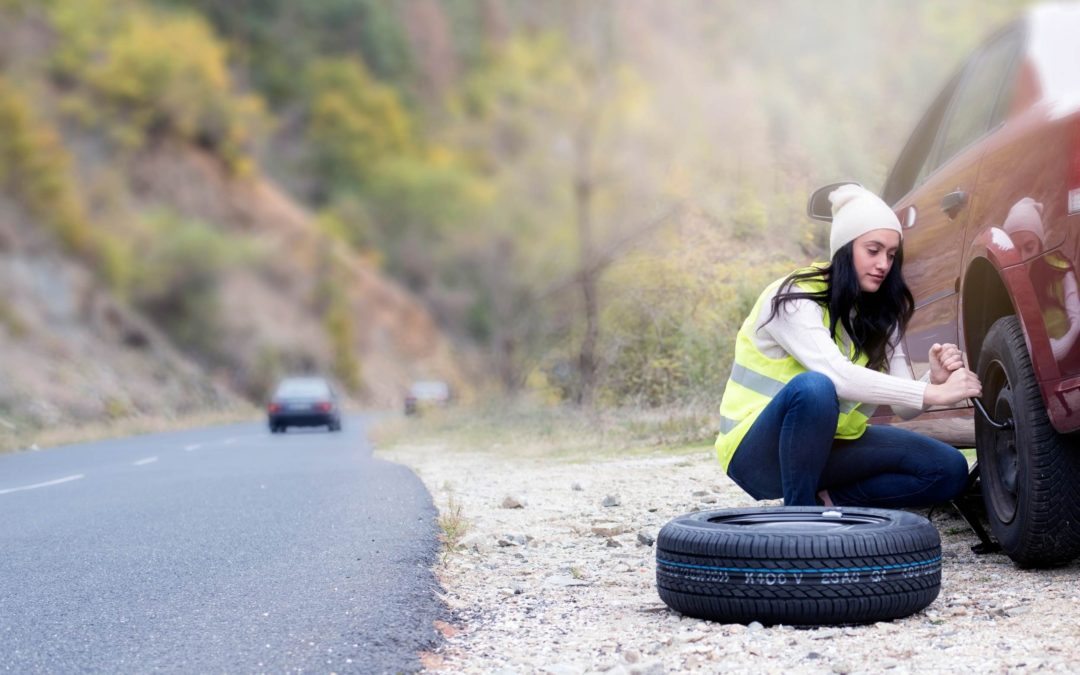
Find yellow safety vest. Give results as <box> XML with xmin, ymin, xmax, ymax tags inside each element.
<box><xmin>715</xmin><ymin>266</ymin><xmax>878</xmax><ymax>470</ymax></box>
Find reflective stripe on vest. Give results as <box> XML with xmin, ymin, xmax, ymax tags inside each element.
<box><xmin>715</xmin><ymin>267</ymin><xmax>875</xmax><ymax>470</ymax></box>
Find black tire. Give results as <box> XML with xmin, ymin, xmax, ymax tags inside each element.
<box><xmin>656</xmin><ymin>507</ymin><xmax>941</xmax><ymax>626</ymax></box>
<box><xmin>975</xmin><ymin>316</ymin><xmax>1080</xmax><ymax>566</ymax></box>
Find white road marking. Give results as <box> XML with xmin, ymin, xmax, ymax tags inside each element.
<box><xmin>0</xmin><ymin>474</ymin><xmax>85</xmax><ymax>496</ymax></box>
<box><xmin>133</xmin><ymin>457</ymin><xmax>158</xmax><ymax>466</ymax></box>
<box><xmin>184</xmin><ymin>444</ymin><xmax>202</xmax><ymax>452</ymax></box>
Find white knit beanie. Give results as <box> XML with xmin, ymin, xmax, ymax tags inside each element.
<box><xmin>828</xmin><ymin>184</ymin><xmax>903</xmax><ymax>258</ymax></box>
<box><xmin>1002</xmin><ymin>197</ymin><xmax>1045</xmax><ymax>240</ymax></box>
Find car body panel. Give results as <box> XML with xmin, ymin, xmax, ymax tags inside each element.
<box><xmin>873</xmin><ymin>6</ymin><xmax>1080</xmax><ymax>435</ymax></box>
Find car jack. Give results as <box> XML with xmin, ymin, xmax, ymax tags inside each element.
<box><xmin>948</xmin><ymin>462</ymin><xmax>1001</xmax><ymax>554</ymax></box>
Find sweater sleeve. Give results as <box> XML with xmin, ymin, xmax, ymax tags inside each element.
<box><xmin>757</xmin><ymin>298</ymin><xmax>927</xmax><ymax>410</ymax></box>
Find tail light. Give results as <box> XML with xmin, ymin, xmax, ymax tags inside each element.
<box><xmin>315</xmin><ymin>401</ymin><xmax>333</xmax><ymax>412</ymax></box>
<box><xmin>268</xmin><ymin>403</ymin><xmax>282</xmax><ymax>413</ymax></box>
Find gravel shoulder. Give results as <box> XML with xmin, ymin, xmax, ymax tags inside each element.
<box><xmin>378</xmin><ymin>441</ymin><xmax>1080</xmax><ymax>674</ymax></box>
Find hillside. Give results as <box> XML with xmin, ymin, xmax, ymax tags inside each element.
<box><xmin>0</xmin><ymin>2</ymin><xmax>463</xmax><ymax>446</ymax></box>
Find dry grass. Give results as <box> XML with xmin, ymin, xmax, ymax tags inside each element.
<box><xmin>436</xmin><ymin>490</ymin><xmax>470</xmax><ymax>561</ymax></box>
<box><xmin>0</xmin><ymin>406</ymin><xmax>261</xmax><ymax>454</ymax></box>
<box><xmin>370</xmin><ymin>397</ymin><xmax>717</xmax><ymax>463</ymax></box>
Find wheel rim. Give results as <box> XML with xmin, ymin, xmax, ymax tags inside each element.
<box><xmin>983</xmin><ymin>359</ymin><xmax>1019</xmax><ymax>524</ymax></box>
<box><xmin>707</xmin><ymin>511</ymin><xmax>890</xmax><ymax>531</ymax></box>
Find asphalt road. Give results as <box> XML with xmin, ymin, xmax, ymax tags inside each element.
<box><xmin>0</xmin><ymin>416</ymin><xmax>444</xmax><ymax>673</ymax></box>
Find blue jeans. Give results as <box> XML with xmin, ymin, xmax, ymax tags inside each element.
<box><xmin>726</xmin><ymin>372</ymin><xmax>970</xmax><ymax>508</ymax></box>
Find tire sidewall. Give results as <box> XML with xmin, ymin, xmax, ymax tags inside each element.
<box><xmin>976</xmin><ymin>316</ymin><xmax>1037</xmax><ymax>556</ymax></box>
<box><xmin>655</xmin><ymin>506</ymin><xmax>942</xmax><ymax>625</ymax></box>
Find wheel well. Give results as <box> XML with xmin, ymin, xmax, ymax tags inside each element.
<box><xmin>962</xmin><ymin>258</ymin><xmax>1015</xmax><ymax>369</ymax></box>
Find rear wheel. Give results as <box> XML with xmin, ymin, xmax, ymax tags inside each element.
<box><xmin>976</xmin><ymin>316</ymin><xmax>1080</xmax><ymax>566</ymax></box>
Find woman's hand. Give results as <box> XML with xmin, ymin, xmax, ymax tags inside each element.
<box><xmin>923</xmin><ymin>367</ymin><xmax>982</xmax><ymax>407</ymax></box>
<box><xmin>929</xmin><ymin>342</ymin><xmax>964</xmax><ymax>384</ymax></box>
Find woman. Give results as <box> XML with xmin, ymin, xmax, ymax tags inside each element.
<box><xmin>716</xmin><ymin>184</ymin><xmax>981</xmax><ymax>508</ymax></box>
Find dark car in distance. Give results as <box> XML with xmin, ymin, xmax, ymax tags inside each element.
<box><xmin>267</xmin><ymin>377</ymin><xmax>342</xmax><ymax>433</ymax></box>
<box><xmin>809</xmin><ymin>4</ymin><xmax>1080</xmax><ymax>567</ymax></box>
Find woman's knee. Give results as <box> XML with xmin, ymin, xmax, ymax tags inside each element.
<box><xmin>922</xmin><ymin>446</ymin><xmax>970</xmax><ymax>502</ymax></box>
<box><xmin>941</xmin><ymin>449</ymin><xmax>972</xmax><ymax>498</ymax></box>
<box><xmin>787</xmin><ymin>372</ymin><xmax>838</xmax><ymax>410</ymax></box>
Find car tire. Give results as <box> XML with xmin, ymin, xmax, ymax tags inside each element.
<box><xmin>656</xmin><ymin>507</ymin><xmax>941</xmax><ymax>626</ymax></box>
<box><xmin>975</xmin><ymin>316</ymin><xmax>1080</xmax><ymax>566</ymax></box>
<box><xmin>329</xmin><ymin>420</ymin><xmax>342</xmax><ymax>432</ymax></box>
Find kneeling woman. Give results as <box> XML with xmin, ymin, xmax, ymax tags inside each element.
<box><xmin>717</xmin><ymin>184</ymin><xmax>982</xmax><ymax>508</ymax></box>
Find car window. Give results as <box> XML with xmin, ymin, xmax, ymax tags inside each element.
<box><xmin>931</xmin><ymin>30</ymin><xmax>1021</xmax><ymax>172</ymax></box>
<box><xmin>275</xmin><ymin>378</ymin><xmax>331</xmax><ymax>398</ymax></box>
<box><xmin>882</xmin><ymin>73</ymin><xmax>961</xmax><ymax>205</ymax></box>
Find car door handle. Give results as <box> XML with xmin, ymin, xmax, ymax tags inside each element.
<box><xmin>940</xmin><ymin>190</ymin><xmax>968</xmax><ymax>219</ymax></box>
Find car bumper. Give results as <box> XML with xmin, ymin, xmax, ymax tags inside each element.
<box><xmin>269</xmin><ymin>413</ymin><xmax>338</xmax><ymax>427</ymax></box>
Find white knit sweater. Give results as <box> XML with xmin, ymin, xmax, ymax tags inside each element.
<box><xmin>751</xmin><ymin>284</ymin><xmax>928</xmax><ymax>419</ymax></box>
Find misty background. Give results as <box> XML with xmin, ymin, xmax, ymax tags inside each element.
<box><xmin>0</xmin><ymin>0</ymin><xmax>1034</xmax><ymax>448</ymax></box>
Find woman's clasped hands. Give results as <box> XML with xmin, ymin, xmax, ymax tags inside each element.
<box><xmin>923</xmin><ymin>342</ymin><xmax>982</xmax><ymax>407</ymax></box>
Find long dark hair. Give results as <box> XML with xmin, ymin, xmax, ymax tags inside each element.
<box><xmin>763</xmin><ymin>243</ymin><xmax>914</xmax><ymax>372</ymax></box>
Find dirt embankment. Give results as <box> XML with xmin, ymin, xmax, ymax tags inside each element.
<box><xmin>131</xmin><ymin>143</ymin><xmax>464</xmax><ymax>407</ymax></box>
<box><xmin>0</xmin><ymin>138</ymin><xmax>463</xmax><ymax>445</ymax></box>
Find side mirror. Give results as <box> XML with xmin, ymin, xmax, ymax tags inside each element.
<box><xmin>807</xmin><ymin>181</ymin><xmax>862</xmax><ymax>222</ymax></box>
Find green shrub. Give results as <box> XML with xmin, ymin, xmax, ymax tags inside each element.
<box><xmin>0</xmin><ymin>76</ymin><xmax>93</xmax><ymax>254</ymax></box>
<box><xmin>129</xmin><ymin>211</ymin><xmax>247</xmax><ymax>359</ymax></box>
<box><xmin>306</xmin><ymin>57</ymin><xmax>415</xmax><ymax>190</ymax></box>
<box><xmin>47</xmin><ymin>0</ymin><xmax>266</xmax><ymax>174</ymax></box>
<box><xmin>596</xmin><ymin>246</ymin><xmax>793</xmax><ymax>409</ymax></box>
<box><xmin>0</xmin><ymin>297</ymin><xmax>29</xmax><ymax>338</ymax></box>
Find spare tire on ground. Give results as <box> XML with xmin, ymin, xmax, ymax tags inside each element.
<box><xmin>656</xmin><ymin>507</ymin><xmax>941</xmax><ymax>626</ymax></box>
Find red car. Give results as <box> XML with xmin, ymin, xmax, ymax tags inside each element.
<box><xmin>810</xmin><ymin>4</ymin><xmax>1080</xmax><ymax>566</ymax></box>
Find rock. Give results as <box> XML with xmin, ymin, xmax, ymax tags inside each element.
<box><xmin>459</xmin><ymin>533</ymin><xmax>492</xmax><ymax>554</ymax></box>
<box><xmin>636</xmin><ymin>531</ymin><xmax>656</xmax><ymax>547</ymax></box>
<box><xmin>602</xmin><ymin>495</ymin><xmax>622</xmax><ymax>507</ymax></box>
<box><xmin>501</xmin><ymin>495</ymin><xmax>526</xmax><ymax>509</ymax></box>
<box><xmin>623</xmin><ymin>649</ymin><xmax>641</xmax><ymax>664</ymax></box>
<box><xmin>630</xmin><ymin>662</ymin><xmax>664</xmax><ymax>675</ymax></box>
<box><xmin>592</xmin><ymin>522</ymin><xmax>629</xmax><ymax>537</ymax></box>
<box><xmin>747</xmin><ymin>621</ymin><xmax>764</xmax><ymax>632</ymax></box>
<box><xmin>545</xmin><ymin>575</ymin><xmax>591</xmax><ymax>587</ymax></box>
<box><xmin>678</xmin><ymin>631</ymin><xmax>707</xmax><ymax>643</ymax></box>
<box><xmin>699</xmin><ymin>496</ymin><xmax>718</xmax><ymax>504</ymax></box>
<box><xmin>810</xmin><ymin>628</ymin><xmax>838</xmax><ymax>640</ymax></box>
<box><xmin>692</xmin><ymin>490</ymin><xmax>709</xmax><ymax>497</ymax></box>
<box><xmin>498</xmin><ymin>534</ymin><xmax>528</xmax><ymax>547</ymax></box>
<box><xmin>572</xmin><ymin>482</ymin><xmax>584</xmax><ymax>491</ymax></box>
<box><xmin>606</xmin><ymin>538</ymin><xmax>623</xmax><ymax>548</ymax></box>
<box><xmin>543</xmin><ymin>665</ymin><xmax>580</xmax><ymax>675</ymax></box>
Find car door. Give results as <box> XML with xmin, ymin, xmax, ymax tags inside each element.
<box><xmin>894</xmin><ymin>31</ymin><xmax>1023</xmax><ymax>391</ymax></box>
